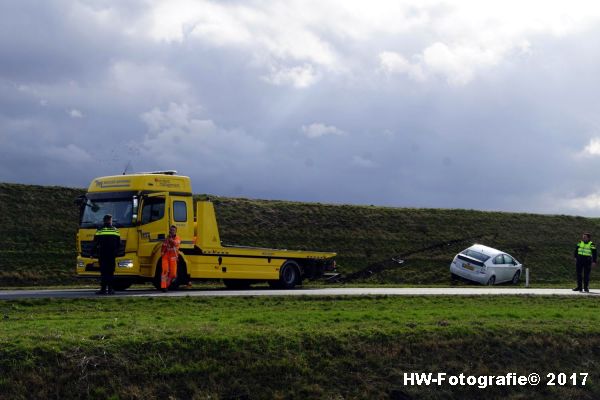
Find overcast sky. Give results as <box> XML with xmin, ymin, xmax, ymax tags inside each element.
<box><xmin>3</xmin><ymin>1</ymin><xmax>600</xmax><ymax>215</ymax></box>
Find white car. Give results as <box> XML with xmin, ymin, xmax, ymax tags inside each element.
<box><xmin>450</xmin><ymin>244</ymin><xmax>522</xmax><ymax>285</ymax></box>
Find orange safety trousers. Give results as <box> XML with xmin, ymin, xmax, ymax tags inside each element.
<box><xmin>161</xmin><ymin>254</ymin><xmax>177</xmax><ymax>289</ymax></box>
<box><xmin>161</xmin><ymin>235</ymin><xmax>180</xmax><ymax>289</ymax></box>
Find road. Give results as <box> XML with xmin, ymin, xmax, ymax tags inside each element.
<box><xmin>1</xmin><ymin>287</ymin><xmax>598</xmax><ymax>300</ymax></box>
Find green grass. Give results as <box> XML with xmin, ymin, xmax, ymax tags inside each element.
<box><xmin>2</xmin><ymin>183</ymin><xmax>598</xmax><ymax>399</ymax></box>
<box><xmin>1</xmin><ymin>182</ymin><xmax>599</xmax><ymax>286</ymax></box>
<box><xmin>1</xmin><ymin>295</ymin><xmax>599</xmax><ymax>399</ymax></box>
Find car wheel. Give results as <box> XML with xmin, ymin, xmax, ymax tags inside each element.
<box><xmin>450</xmin><ymin>273</ymin><xmax>459</xmax><ymax>284</ymax></box>
<box><xmin>511</xmin><ymin>271</ymin><xmax>521</xmax><ymax>285</ymax></box>
<box><xmin>486</xmin><ymin>276</ymin><xmax>496</xmax><ymax>286</ymax></box>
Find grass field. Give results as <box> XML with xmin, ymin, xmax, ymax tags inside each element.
<box><xmin>2</xmin><ymin>182</ymin><xmax>600</xmax><ymax>287</ymax></box>
<box><xmin>1</xmin><ymin>295</ymin><xmax>599</xmax><ymax>399</ymax></box>
<box><xmin>2</xmin><ymin>183</ymin><xmax>598</xmax><ymax>400</ymax></box>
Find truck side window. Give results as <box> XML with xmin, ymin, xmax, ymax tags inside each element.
<box><xmin>141</xmin><ymin>197</ymin><xmax>165</xmax><ymax>224</ymax></box>
<box><xmin>173</xmin><ymin>201</ymin><xmax>187</xmax><ymax>222</ymax></box>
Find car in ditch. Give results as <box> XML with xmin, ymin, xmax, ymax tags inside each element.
<box><xmin>450</xmin><ymin>244</ymin><xmax>522</xmax><ymax>285</ymax></box>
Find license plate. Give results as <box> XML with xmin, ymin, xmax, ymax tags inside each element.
<box><xmin>463</xmin><ymin>263</ymin><xmax>474</xmax><ymax>271</ymax></box>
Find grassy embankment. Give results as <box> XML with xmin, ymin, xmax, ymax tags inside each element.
<box><xmin>1</xmin><ymin>295</ymin><xmax>599</xmax><ymax>399</ymax></box>
<box><xmin>1</xmin><ymin>182</ymin><xmax>600</xmax><ymax>286</ymax></box>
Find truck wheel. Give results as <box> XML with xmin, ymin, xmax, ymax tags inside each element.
<box><xmin>450</xmin><ymin>273</ymin><xmax>459</xmax><ymax>285</ymax></box>
<box><xmin>152</xmin><ymin>261</ymin><xmax>162</xmax><ymax>290</ymax></box>
<box><xmin>112</xmin><ymin>280</ymin><xmax>133</xmax><ymax>291</ymax></box>
<box><xmin>223</xmin><ymin>279</ymin><xmax>251</xmax><ymax>289</ymax></box>
<box><xmin>168</xmin><ymin>261</ymin><xmax>185</xmax><ymax>291</ymax></box>
<box><xmin>276</xmin><ymin>261</ymin><xmax>300</xmax><ymax>289</ymax></box>
<box><xmin>153</xmin><ymin>259</ymin><xmax>187</xmax><ymax>290</ymax></box>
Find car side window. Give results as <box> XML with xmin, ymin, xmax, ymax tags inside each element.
<box><xmin>493</xmin><ymin>255</ymin><xmax>504</xmax><ymax>264</ymax></box>
<box><xmin>504</xmin><ymin>255</ymin><xmax>514</xmax><ymax>265</ymax></box>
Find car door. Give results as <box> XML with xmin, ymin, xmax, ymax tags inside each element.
<box><xmin>491</xmin><ymin>254</ymin><xmax>504</xmax><ymax>281</ymax></box>
<box><xmin>496</xmin><ymin>254</ymin><xmax>513</xmax><ymax>282</ymax></box>
<box><xmin>503</xmin><ymin>254</ymin><xmax>518</xmax><ymax>281</ymax></box>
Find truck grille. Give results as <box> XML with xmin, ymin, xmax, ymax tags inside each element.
<box><xmin>80</xmin><ymin>240</ymin><xmax>126</xmax><ymax>258</ymax></box>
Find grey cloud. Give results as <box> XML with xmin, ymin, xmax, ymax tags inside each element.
<box><xmin>130</xmin><ymin>102</ymin><xmax>269</xmax><ymax>195</ymax></box>
<box><xmin>0</xmin><ymin>1</ymin><xmax>122</xmax><ymax>82</ymax></box>
<box><xmin>3</xmin><ymin>1</ymin><xmax>600</xmax><ymax>215</ymax></box>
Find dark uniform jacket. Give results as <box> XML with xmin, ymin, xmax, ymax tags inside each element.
<box><xmin>93</xmin><ymin>225</ymin><xmax>121</xmax><ymax>262</ymax></box>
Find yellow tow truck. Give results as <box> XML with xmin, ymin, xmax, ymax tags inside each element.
<box><xmin>75</xmin><ymin>171</ymin><xmax>336</xmax><ymax>290</ymax></box>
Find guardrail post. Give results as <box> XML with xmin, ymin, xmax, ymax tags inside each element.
<box><xmin>525</xmin><ymin>268</ymin><xmax>530</xmax><ymax>287</ymax></box>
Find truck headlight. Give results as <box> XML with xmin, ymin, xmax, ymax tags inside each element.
<box><xmin>77</xmin><ymin>260</ymin><xmax>85</xmax><ymax>268</ymax></box>
<box><xmin>117</xmin><ymin>259</ymin><xmax>134</xmax><ymax>268</ymax></box>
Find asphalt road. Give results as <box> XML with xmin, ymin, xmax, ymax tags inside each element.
<box><xmin>1</xmin><ymin>287</ymin><xmax>598</xmax><ymax>300</ymax></box>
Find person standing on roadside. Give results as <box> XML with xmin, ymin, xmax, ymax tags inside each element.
<box><xmin>161</xmin><ymin>225</ymin><xmax>181</xmax><ymax>292</ymax></box>
<box><xmin>573</xmin><ymin>232</ymin><xmax>596</xmax><ymax>293</ymax></box>
<box><xmin>93</xmin><ymin>214</ymin><xmax>121</xmax><ymax>295</ymax></box>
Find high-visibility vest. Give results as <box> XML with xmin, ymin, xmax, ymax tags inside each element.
<box><xmin>95</xmin><ymin>226</ymin><xmax>120</xmax><ymax>237</ymax></box>
<box><xmin>161</xmin><ymin>235</ymin><xmax>181</xmax><ymax>258</ymax></box>
<box><xmin>577</xmin><ymin>241</ymin><xmax>595</xmax><ymax>257</ymax></box>
<box><xmin>94</xmin><ymin>226</ymin><xmax>121</xmax><ymax>258</ymax></box>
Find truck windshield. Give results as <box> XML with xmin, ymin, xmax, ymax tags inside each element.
<box><xmin>80</xmin><ymin>197</ymin><xmax>136</xmax><ymax>228</ymax></box>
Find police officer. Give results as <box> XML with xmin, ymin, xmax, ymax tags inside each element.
<box><xmin>93</xmin><ymin>214</ymin><xmax>121</xmax><ymax>295</ymax></box>
<box><xmin>573</xmin><ymin>232</ymin><xmax>596</xmax><ymax>293</ymax></box>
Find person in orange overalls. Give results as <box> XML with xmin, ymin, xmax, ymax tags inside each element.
<box><xmin>161</xmin><ymin>225</ymin><xmax>181</xmax><ymax>292</ymax></box>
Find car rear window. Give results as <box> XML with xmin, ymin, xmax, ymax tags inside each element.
<box><xmin>460</xmin><ymin>249</ymin><xmax>491</xmax><ymax>262</ymax></box>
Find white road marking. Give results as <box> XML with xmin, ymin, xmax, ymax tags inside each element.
<box><xmin>0</xmin><ymin>287</ymin><xmax>597</xmax><ymax>300</ymax></box>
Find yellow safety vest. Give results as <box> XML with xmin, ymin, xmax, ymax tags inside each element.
<box><xmin>577</xmin><ymin>241</ymin><xmax>595</xmax><ymax>257</ymax></box>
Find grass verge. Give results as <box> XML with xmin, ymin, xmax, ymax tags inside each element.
<box><xmin>1</xmin><ymin>296</ymin><xmax>599</xmax><ymax>399</ymax></box>
<box><xmin>2</xmin><ymin>182</ymin><xmax>600</xmax><ymax>286</ymax></box>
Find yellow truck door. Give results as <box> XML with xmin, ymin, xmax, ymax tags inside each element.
<box><xmin>137</xmin><ymin>192</ymin><xmax>170</xmax><ymax>276</ymax></box>
<box><xmin>170</xmin><ymin>196</ymin><xmax>194</xmax><ymax>249</ymax></box>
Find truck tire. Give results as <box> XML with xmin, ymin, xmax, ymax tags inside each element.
<box><xmin>168</xmin><ymin>260</ymin><xmax>187</xmax><ymax>290</ymax></box>
<box><xmin>153</xmin><ymin>258</ymin><xmax>187</xmax><ymax>290</ymax></box>
<box><xmin>112</xmin><ymin>280</ymin><xmax>133</xmax><ymax>291</ymax></box>
<box><xmin>152</xmin><ymin>261</ymin><xmax>162</xmax><ymax>290</ymax></box>
<box><xmin>223</xmin><ymin>279</ymin><xmax>251</xmax><ymax>289</ymax></box>
<box><xmin>271</xmin><ymin>261</ymin><xmax>300</xmax><ymax>289</ymax></box>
